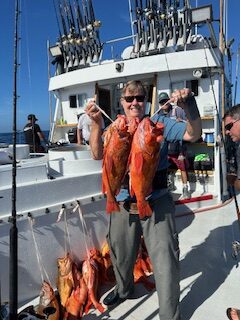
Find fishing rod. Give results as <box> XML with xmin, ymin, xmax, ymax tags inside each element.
<box><xmin>88</xmin><ymin>0</ymin><xmax>101</xmax><ymax>47</ymax></box>
<box><xmin>9</xmin><ymin>0</ymin><xmax>20</xmax><ymax>318</ymax></box>
<box><xmin>81</xmin><ymin>0</ymin><xmax>101</xmax><ymax>62</ymax></box>
<box><xmin>86</xmin><ymin>0</ymin><xmax>102</xmax><ymax>60</ymax></box>
<box><xmin>73</xmin><ymin>0</ymin><xmax>87</xmax><ymax>64</ymax></box>
<box><xmin>61</xmin><ymin>0</ymin><xmax>78</xmax><ymax>65</ymax></box>
<box><xmin>52</xmin><ymin>0</ymin><xmax>68</xmax><ymax>70</ymax></box>
<box><xmin>63</xmin><ymin>0</ymin><xmax>82</xmax><ymax>65</ymax></box>
<box><xmin>81</xmin><ymin>0</ymin><xmax>93</xmax><ymax>61</ymax></box>
<box><xmin>133</xmin><ymin>0</ymin><xmax>145</xmax><ymax>52</ymax></box>
<box><xmin>64</xmin><ymin>0</ymin><xmax>76</xmax><ymax>33</ymax></box>
<box><xmin>58</xmin><ymin>0</ymin><xmax>74</xmax><ymax>67</ymax></box>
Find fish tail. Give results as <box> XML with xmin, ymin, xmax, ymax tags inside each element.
<box><xmin>89</xmin><ymin>291</ymin><xmax>105</xmax><ymax>313</ymax></box>
<box><xmin>106</xmin><ymin>199</ymin><xmax>120</xmax><ymax>213</ymax></box>
<box><xmin>94</xmin><ymin>302</ymin><xmax>105</xmax><ymax>313</ymax></box>
<box><xmin>138</xmin><ymin>201</ymin><xmax>152</xmax><ymax>219</ymax></box>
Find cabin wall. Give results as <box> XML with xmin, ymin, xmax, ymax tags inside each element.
<box><xmin>60</xmin><ymin>84</ymin><xmax>95</xmax><ymax>124</ymax></box>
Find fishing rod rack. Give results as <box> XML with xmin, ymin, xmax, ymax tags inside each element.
<box><xmin>50</xmin><ymin>0</ymin><xmax>215</xmax><ymax>73</ymax></box>
<box><xmin>50</xmin><ymin>0</ymin><xmax>102</xmax><ymax>72</ymax></box>
<box><xmin>131</xmin><ymin>0</ymin><xmax>197</xmax><ymax>55</ymax></box>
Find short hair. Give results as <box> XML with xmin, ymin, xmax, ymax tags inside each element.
<box><xmin>122</xmin><ymin>80</ymin><xmax>146</xmax><ymax>97</ymax></box>
<box><xmin>223</xmin><ymin>104</ymin><xmax>240</xmax><ymax>120</ymax></box>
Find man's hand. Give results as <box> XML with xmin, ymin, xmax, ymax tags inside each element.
<box><xmin>85</xmin><ymin>100</ymin><xmax>103</xmax><ymax>126</ymax></box>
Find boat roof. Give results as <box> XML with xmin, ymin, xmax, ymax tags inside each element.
<box><xmin>49</xmin><ymin>45</ymin><xmax>222</xmax><ymax>92</ymax></box>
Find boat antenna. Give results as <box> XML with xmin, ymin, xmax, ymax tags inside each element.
<box><xmin>9</xmin><ymin>0</ymin><xmax>20</xmax><ymax>318</ymax></box>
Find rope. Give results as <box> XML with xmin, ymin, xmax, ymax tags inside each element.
<box><xmin>28</xmin><ymin>215</ymin><xmax>52</xmax><ymax>286</ymax></box>
<box><xmin>73</xmin><ymin>201</ymin><xmax>93</xmax><ymax>260</ymax></box>
<box><xmin>56</xmin><ymin>205</ymin><xmax>72</xmax><ymax>256</ymax></box>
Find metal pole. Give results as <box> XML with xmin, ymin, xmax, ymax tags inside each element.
<box><xmin>9</xmin><ymin>0</ymin><xmax>19</xmax><ymax>318</ymax></box>
<box><xmin>128</xmin><ymin>0</ymin><xmax>135</xmax><ymax>45</ymax></box>
<box><xmin>219</xmin><ymin>0</ymin><xmax>225</xmax><ymax>126</ymax></box>
<box><xmin>234</xmin><ymin>45</ymin><xmax>240</xmax><ymax>106</ymax></box>
<box><xmin>47</xmin><ymin>40</ymin><xmax>53</xmax><ymax>131</ymax></box>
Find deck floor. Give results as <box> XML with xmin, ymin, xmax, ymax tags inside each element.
<box><xmin>83</xmin><ymin>193</ymin><xmax>240</xmax><ymax>320</ymax></box>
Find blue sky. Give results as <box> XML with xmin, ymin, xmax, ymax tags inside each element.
<box><xmin>0</xmin><ymin>0</ymin><xmax>240</xmax><ymax>133</ymax></box>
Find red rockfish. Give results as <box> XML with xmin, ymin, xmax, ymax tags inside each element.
<box><xmin>102</xmin><ymin>115</ymin><xmax>139</xmax><ymax>213</ymax></box>
<box><xmin>129</xmin><ymin>117</ymin><xmax>164</xmax><ymax>219</ymax></box>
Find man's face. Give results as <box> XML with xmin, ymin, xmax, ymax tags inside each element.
<box><xmin>224</xmin><ymin>116</ymin><xmax>240</xmax><ymax>142</ymax></box>
<box><xmin>121</xmin><ymin>88</ymin><xmax>146</xmax><ymax>119</ymax></box>
<box><xmin>159</xmin><ymin>100</ymin><xmax>171</xmax><ymax>113</ymax></box>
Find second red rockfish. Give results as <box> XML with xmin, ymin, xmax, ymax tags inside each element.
<box><xmin>129</xmin><ymin>117</ymin><xmax>164</xmax><ymax>219</ymax></box>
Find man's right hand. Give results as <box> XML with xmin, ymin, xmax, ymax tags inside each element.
<box><xmin>85</xmin><ymin>100</ymin><xmax>103</xmax><ymax>126</ymax></box>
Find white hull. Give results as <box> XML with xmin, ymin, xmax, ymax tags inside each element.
<box><xmin>0</xmin><ymin>144</ymin><xmax>109</xmax><ymax>306</ymax></box>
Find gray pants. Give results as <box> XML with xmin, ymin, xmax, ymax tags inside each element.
<box><xmin>107</xmin><ymin>192</ymin><xmax>180</xmax><ymax>320</ymax></box>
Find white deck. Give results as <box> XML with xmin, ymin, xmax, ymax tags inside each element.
<box><xmin>81</xmin><ymin>193</ymin><xmax>240</xmax><ymax>320</ymax></box>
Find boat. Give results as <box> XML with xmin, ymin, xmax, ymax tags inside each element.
<box><xmin>1</xmin><ymin>0</ymin><xmax>240</xmax><ymax>319</ymax></box>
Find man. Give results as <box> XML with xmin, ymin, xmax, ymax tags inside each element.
<box><xmin>23</xmin><ymin>114</ymin><xmax>47</xmax><ymax>153</ymax></box>
<box><xmin>77</xmin><ymin>110</ymin><xmax>92</xmax><ymax>145</ymax></box>
<box><xmin>86</xmin><ymin>80</ymin><xmax>202</xmax><ymax>320</ymax></box>
<box><xmin>158</xmin><ymin>91</ymin><xmax>172</xmax><ymax>115</ymax></box>
<box><xmin>224</xmin><ymin>104</ymin><xmax>240</xmax><ymax>191</ymax></box>
<box><xmin>224</xmin><ymin>105</ymin><xmax>240</xmax><ymax>320</ymax></box>
<box><xmin>159</xmin><ymin>92</ymin><xmax>191</xmax><ymax>199</ymax></box>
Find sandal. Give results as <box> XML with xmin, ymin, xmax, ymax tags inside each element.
<box><xmin>226</xmin><ymin>308</ymin><xmax>240</xmax><ymax>320</ymax></box>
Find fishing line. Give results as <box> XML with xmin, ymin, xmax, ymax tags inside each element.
<box><xmin>28</xmin><ymin>215</ymin><xmax>52</xmax><ymax>286</ymax></box>
<box><xmin>73</xmin><ymin>201</ymin><xmax>93</xmax><ymax>260</ymax></box>
<box><xmin>64</xmin><ymin>209</ymin><xmax>73</xmax><ymax>257</ymax></box>
<box><xmin>93</xmin><ymin>103</ymin><xmax>114</xmax><ymax>123</ymax></box>
<box><xmin>56</xmin><ymin>206</ymin><xmax>73</xmax><ymax>256</ymax></box>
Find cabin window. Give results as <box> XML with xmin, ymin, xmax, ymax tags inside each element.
<box><xmin>171</xmin><ymin>81</ymin><xmax>185</xmax><ymax>92</ymax></box>
<box><xmin>69</xmin><ymin>95</ymin><xmax>77</xmax><ymax>108</ymax></box>
<box><xmin>171</xmin><ymin>80</ymin><xmax>199</xmax><ymax>96</ymax></box>
<box><xmin>69</xmin><ymin>94</ymin><xmax>88</xmax><ymax>108</ymax></box>
<box><xmin>78</xmin><ymin>93</ymin><xmax>87</xmax><ymax>107</ymax></box>
<box><xmin>186</xmin><ymin>80</ymin><xmax>199</xmax><ymax>96</ymax></box>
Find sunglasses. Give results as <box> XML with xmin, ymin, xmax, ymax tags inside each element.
<box><xmin>225</xmin><ymin>118</ymin><xmax>240</xmax><ymax>131</ymax></box>
<box><xmin>123</xmin><ymin>95</ymin><xmax>145</xmax><ymax>103</ymax></box>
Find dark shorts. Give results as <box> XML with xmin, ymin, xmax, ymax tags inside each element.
<box><xmin>168</xmin><ymin>154</ymin><xmax>189</xmax><ymax>171</ymax></box>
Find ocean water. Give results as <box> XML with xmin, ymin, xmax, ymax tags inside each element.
<box><xmin>0</xmin><ymin>131</ymin><xmax>49</xmax><ymax>145</ymax></box>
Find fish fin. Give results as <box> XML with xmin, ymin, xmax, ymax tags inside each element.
<box><xmin>106</xmin><ymin>199</ymin><xmax>120</xmax><ymax>213</ymax></box>
<box><xmin>138</xmin><ymin>201</ymin><xmax>153</xmax><ymax>219</ymax></box>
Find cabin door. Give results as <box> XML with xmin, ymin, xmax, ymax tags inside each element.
<box><xmin>97</xmin><ymin>87</ymin><xmax>111</xmax><ymax>127</ymax></box>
